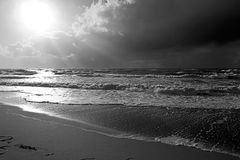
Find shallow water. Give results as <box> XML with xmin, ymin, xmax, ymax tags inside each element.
<box><xmin>1</xmin><ymin>68</ymin><xmax>240</xmax><ymax>157</ymax></box>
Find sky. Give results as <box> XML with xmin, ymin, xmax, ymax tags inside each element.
<box><xmin>0</xmin><ymin>0</ymin><xmax>240</xmax><ymax>68</ymax></box>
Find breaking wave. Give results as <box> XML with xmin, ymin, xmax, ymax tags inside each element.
<box><xmin>1</xmin><ymin>81</ymin><xmax>240</xmax><ymax>96</ymax></box>
<box><xmin>0</xmin><ymin>69</ymin><xmax>37</xmax><ymax>76</ymax></box>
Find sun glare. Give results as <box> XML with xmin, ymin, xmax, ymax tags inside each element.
<box><xmin>19</xmin><ymin>0</ymin><xmax>57</xmax><ymax>34</ymax></box>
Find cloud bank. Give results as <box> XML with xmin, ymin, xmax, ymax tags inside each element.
<box><xmin>72</xmin><ymin>0</ymin><xmax>135</xmax><ymax>35</ymax></box>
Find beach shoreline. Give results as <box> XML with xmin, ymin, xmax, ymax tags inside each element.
<box><xmin>0</xmin><ymin>103</ymin><xmax>239</xmax><ymax>160</ymax></box>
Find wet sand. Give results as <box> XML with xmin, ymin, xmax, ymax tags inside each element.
<box><xmin>0</xmin><ymin>103</ymin><xmax>239</xmax><ymax>160</ymax></box>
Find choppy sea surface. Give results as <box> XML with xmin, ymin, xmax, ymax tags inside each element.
<box><xmin>0</xmin><ymin>68</ymin><xmax>240</xmax><ymax>157</ymax></box>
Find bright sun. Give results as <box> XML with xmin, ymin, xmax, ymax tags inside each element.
<box><xmin>19</xmin><ymin>0</ymin><xmax>57</xmax><ymax>34</ymax></box>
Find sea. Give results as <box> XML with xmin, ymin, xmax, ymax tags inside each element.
<box><xmin>0</xmin><ymin>68</ymin><xmax>240</xmax><ymax>157</ymax></box>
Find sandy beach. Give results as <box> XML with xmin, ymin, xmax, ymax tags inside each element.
<box><xmin>0</xmin><ymin>103</ymin><xmax>238</xmax><ymax>160</ymax></box>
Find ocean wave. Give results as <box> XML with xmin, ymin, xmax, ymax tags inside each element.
<box><xmin>1</xmin><ymin>80</ymin><xmax>240</xmax><ymax>96</ymax></box>
<box><xmin>166</xmin><ymin>73</ymin><xmax>240</xmax><ymax>80</ymax></box>
<box><xmin>0</xmin><ymin>76</ymin><xmax>30</xmax><ymax>79</ymax></box>
<box><xmin>0</xmin><ymin>69</ymin><xmax>37</xmax><ymax>76</ymax></box>
<box><xmin>166</xmin><ymin>74</ymin><xmax>202</xmax><ymax>78</ymax></box>
<box><xmin>2</xmin><ymin>68</ymin><xmax>240</xmax><ymax>80</ymax></box>
<box><xmin>154</xmin><ymin>86</ymin><xmax>240</xmax><ymax>96</ymax></box>
<box><xmin>53</xmin><ymin>69</ymin><xmax>163</xmax><ymax>78</ymax></box>
<box><xmin>0</xmin><ymin>82</ymin><xmax>148</xmax><ymax>92</ymax></box>
<box><xmin>85</xmin><ymin>106</ymin><xmax>240</xmax><ymax>157</ymax></box>
<box><xmin>24</xmin><ymin>98</ymin><xmax>124</xmax><ymax>106</ymax></box>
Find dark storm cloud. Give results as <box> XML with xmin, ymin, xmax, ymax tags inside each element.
<box><xmin>145</xmin><ymin>42</ymin><xmax>240</xmax><ymax>68</ymax></box>
<box><xmin>72</xmin><ymin>0</ymin><xmax>240</xmax><ymax>51</ymax></box>
<box><xmin>102</xmin><ymin>0</ymin><xmax>240</xmax><ymax>52</ymax></box>
<box><xmin>70</xmin><ymin>0</ymin><xmax>240</xmax><ymax>68</ymax></box>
